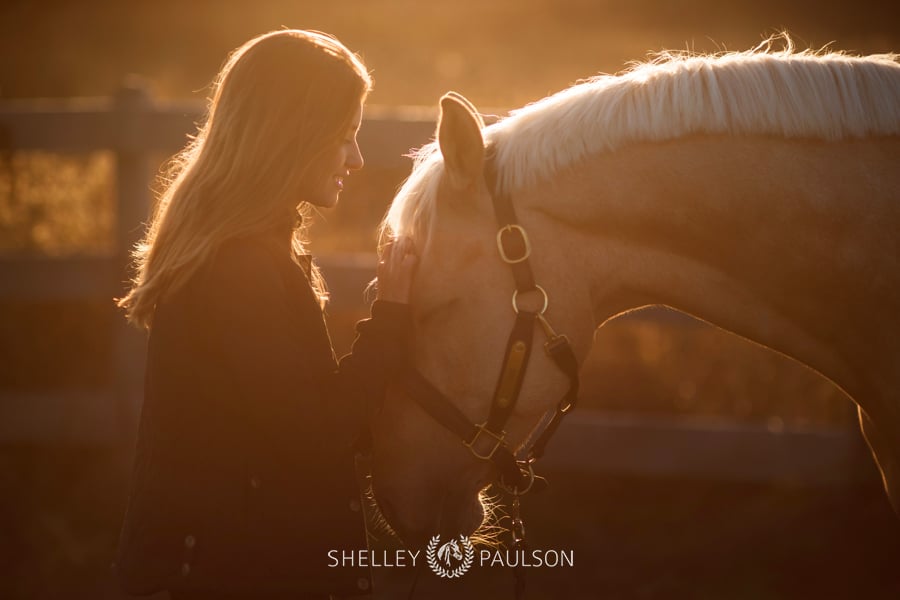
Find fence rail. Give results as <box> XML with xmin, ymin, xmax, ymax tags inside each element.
<box><xmin>0</xmin><ymin>83</ymin><xmax>437</xmax><ymax>165</ymax></box>
<box><xmin>0</xmin><ymin>82</ymin><xmax>873</xmax><ymax>486</ymax></box>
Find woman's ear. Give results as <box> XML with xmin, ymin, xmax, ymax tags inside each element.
<box><xmin>437</xmin><ymin>92</ymin><xmax>485</xmax><ymax>190</ymax></box>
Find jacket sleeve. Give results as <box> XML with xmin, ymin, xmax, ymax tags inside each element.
<box><xmin>202</xmin><ymin>242</ymin><xmax>411</xmax><ymax>454</ymax></box>
<box><xmin>337</xmin><ymin>299</ymin><xmax>412</xmax><ymax>414</ymax></box>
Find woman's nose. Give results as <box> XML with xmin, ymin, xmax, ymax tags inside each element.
<box><xmin>347</xmin><ymin>142</ymin><xmax>364</xmax><ymax>171</ymax></box>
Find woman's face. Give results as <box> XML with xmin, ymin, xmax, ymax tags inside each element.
<box><xmin>303</xmin><ymin>101</ymin><xmax>365</xmax><ymax>208</ymax></box>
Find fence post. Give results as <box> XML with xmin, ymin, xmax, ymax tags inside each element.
<box><xmin>113</xmin><ymin>77</ymin><xmax>154</xmax><ymax>440</ymax></box>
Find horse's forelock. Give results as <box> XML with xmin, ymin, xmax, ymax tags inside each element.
<box><xmin>381</xmin><ymin>142</ymin><xmax>443</xmax><ymax>252</ymax></box>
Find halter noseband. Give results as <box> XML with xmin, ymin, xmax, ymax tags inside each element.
<box><xmin>402</xmin><ymin>149</ymin><xmax>580</xmax><ymax>494</ymax></box>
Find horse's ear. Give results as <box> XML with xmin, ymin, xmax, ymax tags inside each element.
<box><xmin>444</xmin><ymin>91</ymin><xmax>486</xmax><ymax>129</ymax></box>
<box><xmin>437</xmin><ymin>92</ymin><xmax>485</xmax><ymax>192</ymax></box>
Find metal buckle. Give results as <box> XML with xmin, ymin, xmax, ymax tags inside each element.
<box><xmin>496</xmin><ymin>224</ymin><xmax>531</xmax><ymax>264</ymax></box>
<box><xmin>464</xmin><ymin>423</ymin><xmax>506</xmax><ymax>460</ymax></box>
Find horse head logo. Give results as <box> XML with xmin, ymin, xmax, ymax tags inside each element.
<box><xmin>426</xmin><ymin>535</ymin><xmax>475</xmax><ymax>578</ymax></box>
<box><xmin>436</xmin><ymin>540</ymin><xmax>464</xmax><ymax>565</ymax></box>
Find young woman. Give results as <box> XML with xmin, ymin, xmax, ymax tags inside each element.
<box><xmin>114</xmin><ymin>30</ymin><xmax>415</xmax><ymax>598</ymax></box>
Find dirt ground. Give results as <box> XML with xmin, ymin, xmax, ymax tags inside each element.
<box><xmin>3</xmin><ymin>446</ymin><xmax>900</xmax><ymax>599</ymax></box>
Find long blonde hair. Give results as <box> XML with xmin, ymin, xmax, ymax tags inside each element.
<box><xmin>118</xmin><ymin>29</ymin><xmax>372</xmax><ymax>329</ymax></box>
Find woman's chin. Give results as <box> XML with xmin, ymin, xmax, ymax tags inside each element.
<box><xmin>304</xmin><ymin>191</ymin><xmax>340</xmax><ymax>209</ymax></box>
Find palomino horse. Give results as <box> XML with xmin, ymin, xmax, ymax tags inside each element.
<box><xmin>370</xmin><ymin>39</ymin><xmax>900</xmax><ymax>547</ymax></box>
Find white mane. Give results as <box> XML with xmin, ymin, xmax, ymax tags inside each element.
<box><xmin>385</xmin><ymin>37</ymin><xmax>900</xmax><ymax>239</ymax></box>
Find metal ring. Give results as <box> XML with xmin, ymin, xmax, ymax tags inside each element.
<box><xmin>511</xmin><ymin>285</ymin><xmax>548</xmax><ymax>315</ymax></box>
<box><xmin>498</xmin><ymin>462</ymin><xmax>536</xmax><ymax>496</ymax></box>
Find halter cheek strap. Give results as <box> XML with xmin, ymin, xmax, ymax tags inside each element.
<box><xmin>486</xmin><ymin>155</ymin><xmax>580</xmax><ymax>467</ymax></box>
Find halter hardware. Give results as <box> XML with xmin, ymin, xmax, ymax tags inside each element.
<box><xmin>464</xmin><ymin>422</ymin><xmax>507</xmax><ymax>460</ymax></box>
<box><xmin>494</xmin><ymin>340</ymin><xmax>528</xmax><ymax>409</ymax></box>
<box><xmin>499</xmin><ymin>462</ymin><xmax>536</xmax><ymax>496</ymax></box>
<box><xmin>512</xmin><ymin>284</ymin><xmax>549</xmax><ymax>315</ymax></box>
<box><xmin>497</xmin><ymin>224</ymin><xmax>532</xmax><ymax>264</ymax></box>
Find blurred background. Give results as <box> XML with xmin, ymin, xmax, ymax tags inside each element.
<box><xmin>1</xmin><ymin>0</ymin><xmax>899</xmax><ymax>598</ymax></box>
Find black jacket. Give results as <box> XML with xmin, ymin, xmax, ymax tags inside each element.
<box><xmin>115</xmin><ymin>232</ymin><xmax>410</xmax><ymax>597</ymax></box>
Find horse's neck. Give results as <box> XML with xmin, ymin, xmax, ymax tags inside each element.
<box><xmin>523</xmin><ymin>135</ymin><xmax>900</xmax><ymax>405</ymax></box>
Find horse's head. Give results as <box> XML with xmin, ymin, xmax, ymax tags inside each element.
<box><xmin>370</xmin><ymin>93</ymin><xmax>594</xmax><ymax>546</ymax></box>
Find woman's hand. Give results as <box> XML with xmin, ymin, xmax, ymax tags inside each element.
<box><xmin>376</xmin><ymin>237</ymin><xmax>418</xmax><ymax>303</ymax></box>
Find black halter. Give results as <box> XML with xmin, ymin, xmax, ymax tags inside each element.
<box><xmin>401</xmin><ymin>151</ymin><xmax>580</xmax><ymax>494</ymax></box>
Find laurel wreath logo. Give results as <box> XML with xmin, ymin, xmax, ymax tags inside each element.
<box><xmin>425</xmin><ymin>534</ymin><xmax>475</xmax><ymax>578</ymax></box>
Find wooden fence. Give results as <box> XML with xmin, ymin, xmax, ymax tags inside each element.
<box><xmin>0</xmin><ymin>81</ymin><xmax>877</xmax><ymax>485</ymax></box>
